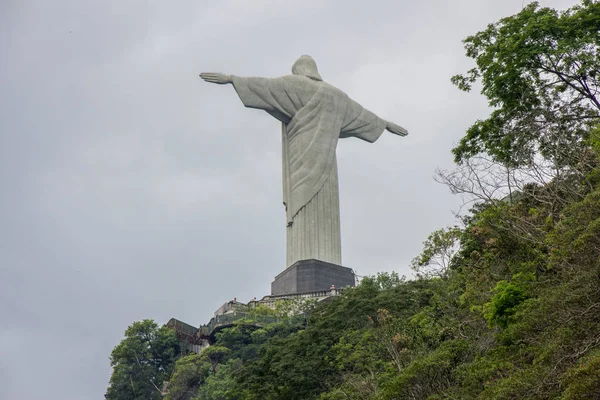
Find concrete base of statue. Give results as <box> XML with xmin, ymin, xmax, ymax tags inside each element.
<box><xmin>271</xmin><ymin>259</ymin><xmax>355</xmax><ymax>295</ymax></box>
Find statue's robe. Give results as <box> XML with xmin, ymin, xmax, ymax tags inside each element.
<box><xmin>232</xmin><ymin>74</ymin><xmax>387</xmax><ymax>267</ymax></box>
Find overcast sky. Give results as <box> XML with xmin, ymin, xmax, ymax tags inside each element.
<box><xmin>0</xmin><ymin>0</ymin><xmax>580</xmax><ymax>398</ymax></box>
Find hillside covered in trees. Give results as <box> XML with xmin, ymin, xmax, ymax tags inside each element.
<box><xmin>106</xmin><ymin>2</ymin><xmax>600</xmax><ymax>399</ymax></box>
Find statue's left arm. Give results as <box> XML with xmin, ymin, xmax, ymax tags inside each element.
<box><xmin>199</xmin><ymin>72</ymin><xmax>233</xmax><ymax>85</ymax></box>
<box><xmin>200</xmin><ymin>72</ymin><xmax>301</xmax><ymax>124</ymax></box>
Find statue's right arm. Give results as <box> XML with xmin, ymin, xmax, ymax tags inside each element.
<box><xmin>385</xmin><ymin>121</ymin><xmax>409</xmax><ymax>137</ymax></box>
<box><xmin>199</xmin><ymin>72</ymin><xmax>233</xmax><ymax>85</ymax></box>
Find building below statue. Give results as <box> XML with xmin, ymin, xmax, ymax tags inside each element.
<box><xmin>167</xmin><ymin>259</ymin><xmax>356</xmax><ymax>353</ymax></box>
<box><xmin>271</xmin><ymin>259</ymin><xmax>355</xmax><ymax>295</ymax></box>
<box><xmin>166</xmin><ymin>286</ymin><xmax>348</xmax><ymax>353</ymax></box>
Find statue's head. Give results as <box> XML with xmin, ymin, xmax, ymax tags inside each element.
<box><xmin>292</xmin><ymin>55</ymin><xmax>322</xmax><ymax>81</ymax></box>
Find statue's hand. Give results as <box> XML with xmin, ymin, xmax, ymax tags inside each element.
<box><xmin>199</xmin><ymin>72</ymin><xmax>233</xmax><ymax>85</ymax></box>
<box><xmin>385</xmin><ymin>121</ymin><xmax>408</xmax><ymax>137</ymax></box>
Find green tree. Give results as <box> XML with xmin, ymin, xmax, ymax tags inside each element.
<box><xmin>106</xmin><ymin>320</ymin><xmax>180</xmax><ymax>400</ymax></box>
<box><xmin>197</xmin><ymin>358</ymin><xmax>243</xmax><ymax>400</ymax></box>
<box><xmin>451</xmin><ymin>1</ymin><xmax>600</xmax><ymax>166</ymax></box>
<box><xmin>202</xmin><ymin>345</ymin><xmax>232</xmax><ymax>374</ymax></box>
<box><xmin>165</xmin><ymin>354</ymin><xmax>211</xmax><ymax>400</ymax></box>
<box><xmin>483</xmin><ymin>273</ymin><xmax>534</xmax><ymax>328</ymax></box>
<box><xmin>411</xmin><ymin>226</ymin><xmax>462</xmax><ymax>279</ymax></box>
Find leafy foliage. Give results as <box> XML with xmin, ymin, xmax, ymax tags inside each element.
<box><xmin>411</xmin><ymin>226</ymin><xmax>461</xmax><ymax>278</ymax></box>
<box><xmin>484</xmin><ymin>273</ymin><xmax>533</xmax><ymax>328</ymax></box>
<box><xmin>165</xmin><ymin>354</ymin><xmax>211</xmax><ymax>400</ymax></box>
<box><xmin>451</xmin><ymin>1</ymin><xmax>600</xmax><ymax>166</ymax></box>
<box><xmin>106</xmin><ymin>320</ymin><xmax>180</xmax><ymax>400</ymax></box>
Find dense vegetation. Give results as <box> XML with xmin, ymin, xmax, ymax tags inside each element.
<box><xmin>106</xmin><ymin>320</ymin><xmax>181</xmax><ymax>400</ymax></box>
<box><xmin>106</xmin><ymin>2</ymin><xmax>600</xmax><ymax>399</ymax></box>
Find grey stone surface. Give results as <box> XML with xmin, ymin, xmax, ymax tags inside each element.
<box><xmin>271</xmin><ymin>259</ymin><xmax>355</xmax><ymax>295</ymax></box>
<box><xmin>200</xmin><ymin>56</ymin><xmax>408</xmax><ymax>267</ymax></box>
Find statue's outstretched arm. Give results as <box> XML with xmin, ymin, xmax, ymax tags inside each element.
<box><xmin>199</xmin><ymin>72</ymin><xmax>233</xmax><ymax>85</ymax></box>
<box><xmin>385</xmin><ymin>121</ymin><xmax>408</xmax><ymax>137</ymax></box>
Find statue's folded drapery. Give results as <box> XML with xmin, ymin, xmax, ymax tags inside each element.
<box><xmin>232</xmin><ymin>74</ymin><xmax>387</xmax><ymax>267</ymax></box>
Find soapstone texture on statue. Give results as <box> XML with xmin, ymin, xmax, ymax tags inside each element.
<box><xmin>200</xmin><ymin>56</ymin><xmax>408</xmax><ymax>268</ymax></box>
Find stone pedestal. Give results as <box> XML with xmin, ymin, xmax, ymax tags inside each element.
<box><xmin>271</xmin><ymin>259</ymin><xmax>355</xmax><ymax>295</ymax></box>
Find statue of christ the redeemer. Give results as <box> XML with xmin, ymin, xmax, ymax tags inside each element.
<box><xmin>200</xmin><ymin>55</ymin><xmax>408</xmax><ymax>268</ymax></box>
